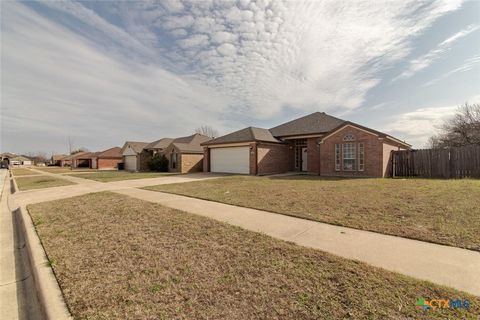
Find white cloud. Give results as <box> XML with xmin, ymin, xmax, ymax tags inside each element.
<box><xmin>1</xmin><ymin>2</ymin><xmax>232</xmax><ymax>153</ymax></box>
<box><xmin>217</xmin><ymin>43</ymin><xmax>237</xmax><ymax>56</ymax></box>
<box><xmin>393</xmin><ymin>24</ymin><xmax>478</xmax><ymax>81</ymax></box>
<box><xmin>1</xmin><ymin>0</ymin><xmax>467</xmax><ymax>152</ymax></box>
<box><xmin>422</xmin><ymin>55</ymin><xmax>480</xmax><ymax>86</ymax></box>
<box><xmin>35</xmin><ymin>0</ymin><xmax>463</xmax><ymax>118</ymax></box>
<box><xmin>382</xmin><ymin>93</ymin><xmax>480</xmax><ymax>148</ymax></box>
<box><xmin>382</xmin><ymin>106</ymin><xmax>457</xmax><ymax>148</ymax></box>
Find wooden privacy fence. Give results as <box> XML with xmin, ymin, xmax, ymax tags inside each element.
<box><xmin>391</xmin><ymin>145</ymin><xmax>480</xmax><ymax>178</ymax></box>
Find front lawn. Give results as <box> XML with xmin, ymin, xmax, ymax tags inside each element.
<box><xmin>11</xmin><ymin>168</ymin><xmax>40</xmax><ymax>176</ymax></box>
<box><xmin>35</xmin><ymin>167</ymin><xmax>97</xmax><ymax>173</ymax></box>
<box><xmin>28</xmin><ymin>192</ymin><xmax>478</xmax><ymax>319</ymax></box>
<box><xmin>15</xmin><ymin>176</ymin><xmax>75</xmax><ymax>191</ymax></box>
<box><xmin>145</xmin><ymin>176</ymin><xmax>480</xmax><ymax>251</ymax></box>
<box><xmin>67</xmin><ymin>171</ymin><xmax>176</xmax><ymax>182</ymax></box>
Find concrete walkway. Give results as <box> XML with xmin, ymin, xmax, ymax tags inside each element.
<box><xmin>114</xmin><ymin>188</ymin><xmax>480</xmax><ymax>296</ymax></box>
<box><xmin>12</xmin><ymin>172</ymin><xmax>227</xmax><ymax>207</ymax></box>
<box><xmin>0</xmin><ymin>169</ymin><xmax>43</xmax><ymax>319</ymax></box>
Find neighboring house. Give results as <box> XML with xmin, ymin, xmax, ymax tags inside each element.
<box><xmin>72</xmin><ymin>152</ymin><xmax>97</xmax><ymax>169</ymax></box>
<box><xmin>51</xmin><ymin>154</ymin><xmax>68</xmax><ymax>166</ymax></box>
<box><xmin>163</xmin><ymin>134</ymin><xmax>211</xmax><ymax>173</ymax></box>
<box><xmin>202</xmin><ymin>112</ymin><xmax>410</xmax><ymax>177</ymax></box>
<box><xmin>96</xmin><ymin>147</ymin><xmax>123</xmax><ymax>170</ymax></box>
<box><xmin>144</xmin><ymin>138</ymin><xmax>174</xmax><ymax>156</ymax></box>
<box><xmin>60</xmin><ymin>154</ymin><xmax>75</xmax><ymax>167</ymax></box>
<box><xmin>122</xmin><ymin>134</ymin><xmax>211</xmax><ymax>173</ymax></box>
<box><xmin>9</xmin><ymin>156</ymin><xmax>33</xmax><ymax>166</ymax></box>
<box><xmin>121</xmin><ymin>141</ymin><xmax>149</xmax><ymax>172</ymax></box>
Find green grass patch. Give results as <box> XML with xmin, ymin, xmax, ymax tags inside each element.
<box><xmin>145</xmin><ymin>176</ymin><xmax>480</xmax><ymax>251</ymax></box>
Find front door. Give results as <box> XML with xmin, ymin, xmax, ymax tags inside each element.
<box><xmin>301</xmin><ymin>147</ymin><xmax>308</xmax><ymax>171</ymax></box>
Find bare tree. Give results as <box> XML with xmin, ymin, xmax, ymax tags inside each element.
<box><xmin>71</xmin><ymin>147</ymin><xmax>88</xmax><ymax>155</ymax></box>
<box><xmin>25</xmin><ymin>151</ymin><xmax>48</xmax><ymax>163</ymax></box>
<box><xmin>67</xmin><ymin>135</ymin><xmax>74</xmax><ymax>154</ymax></box>
<box><xmin>195</xmin><ymin>125</ymin><xmax>219</xmax><ymax>138</ymax></box>
<box><xmin>428</xmin><ymin>103</ymin><xmax>480</xmax><ymax>148</ymax></box>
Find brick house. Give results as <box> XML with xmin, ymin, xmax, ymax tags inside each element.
<box><xmin>96</xmin><ymin>147</ymin><xmax>123</xmax><ymax>170</ymax></box>
<box><xmin>121</xmin><ymin>141</ymin><xmax>149</xmax><ymax>172</ymax></box>
<box><xmin>122</xmin><ymin>134</ymin><xmax>211</xmax><ymax>173</ymax></box>
<box><xmin>163</xmin><ymin>134</ymin><xmax>211</xmax><ymax>173</ymax></box>
<box><xmin>202</xmin><ymin>112</ymin><xmax>410</xmax><ymax>177</ymax></box>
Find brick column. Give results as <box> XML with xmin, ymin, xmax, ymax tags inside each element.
<box><xmin>203</xmin><ymin>147</ymin><xmax>210</xmax><ymax>172</ymax></box>
<box><xmin>249</xmin><ymin>142</ymin><xmax>257</xmax><ymax>175</ymax></box>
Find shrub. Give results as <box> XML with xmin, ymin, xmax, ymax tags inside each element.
<box><xmin>148</xmin><ymin>154</ymin><xmax>169</xmax><ymax>172</ymax></box>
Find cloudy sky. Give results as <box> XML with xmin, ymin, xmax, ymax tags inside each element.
<box><xmin>1</xmin><ymin>0</ymin><xmax>479</xmax><ymax>154</ymax></box>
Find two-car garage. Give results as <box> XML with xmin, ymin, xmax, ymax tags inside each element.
<box><xmin>210</xmin><ymin>146</ymin><xmax>250</xmax><ymax>174</ymax></box>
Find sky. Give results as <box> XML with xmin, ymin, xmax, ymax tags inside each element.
<box><xmin>1</xmin><ymin>0</ymin><xmax>479</xmax><ymax>154</ymax></box>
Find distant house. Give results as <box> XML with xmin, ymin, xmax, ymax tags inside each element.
<box><xmin>96</xmin><ymin>147</ymin><xmax>123</xmax><ymax>170</ymax></box>
<box><xmin>72</xmin><ymin>152</ymin><xmax>98</xmax><ymax>169</ymax></box>
<box><xmin>9</xmin><ymin>155</ymin><xmax>33</xmax><ymax>166</ymax></box>
<box><xmin>202</xmin><ymin>112</ymin><xmax>410</xmax><ymax>177</ymax></box>
<box><xmin>144</xmin><ymin>138</ymin><xmax>174</xmax><ymax>156</ymax></box>
<box><xmin>121</xmin><ymin>141</ymin><xmax>149</xmax><ymax>172</ymax></box>
<box><xmin>163</xmin><ymin>134</ymin><xmax>211</xmax><ymax>173</ymax></box>
<box><xmin>122</xmin><ymin>134</ymin><xmax>211</xmax><ymax>173</ymax></box>
<box><xmin>51</xmin><ymin>154</ymin><xmax>68</xmax><ymax>166</ymax></box>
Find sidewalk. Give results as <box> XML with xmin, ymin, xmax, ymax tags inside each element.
<box><xmin>11</xmin><ymin>172</ymin><xmax>226</xmax><ymax>207</ymax></box>
<box><xmin>114</xmin><ymin>187</ymin><xmax>480</xmax><ymax>296</ymax></box>
<box><xmin>0</xmin><ymin>169</ymin><xmax>42</xmax><ymax>319</ymax></box>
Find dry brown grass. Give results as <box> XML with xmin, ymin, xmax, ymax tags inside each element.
<box><xmin>11</xmin><ymin>168</ymin><xmax>40</xmax><ymax>176</ymax></box>
<box><xmin>15</xmin><ymin>176</ymin><xmax>75</xmax><ymax>191</ymax></box>
<box><xmin>35</xmin><ymin>167</ymin><xmax>97</xmax><ymax>173</ymax></box>
<box><xmin>146</xmin><ymin>176</ymin><xmax>480</xmax><ymax>251</ymax></box>
<box><xmin>28</xmin><ymin>192</ymin><xmax>479</xmax><ymax>319</ymax></box>
<box><xmin>67</xmin><ymin>171</ymin><xmax>176</xmax><ymax>182</ymax></box>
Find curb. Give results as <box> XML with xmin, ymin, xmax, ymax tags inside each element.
<box><xmin>10</xmin><ymin>174</ymin><xmax>19</xmax><ymax>194</ymax></box>
<box><xmin>16</xmin><ymin>206</ymin><xmax>72</xmax><ymax>320</ymax></box>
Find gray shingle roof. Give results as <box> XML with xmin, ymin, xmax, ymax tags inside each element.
<box><xmin>202</xmin><ymin>127</ymin><xmax>281</xmax><ymax>146</ymax></box>
<box><xmin>121</xmin><ymin>141</ymin><xmax>149</xmax><ymax>154</ymax></box>
<box><xmin>171</xmin><ymin>133</ymin><xmax>211</xmax><ymax>153</ymax></box>
<box><xmin>269</xmin><ymin>112</ymin><xmax>346</xmax><ymax>137</ymax></box>
<box><xmin>145</xmin><ymin>138</ymin><xmax>174</xmax><ymax>150</ymax></box>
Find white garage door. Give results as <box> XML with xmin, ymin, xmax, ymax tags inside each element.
<box><xmin>124</xmin><ymin>155</ymin><xmax>137</xmax><ymax>171</ymax></box>
<box><xmin>210</xmin><ymin>147</ymin><xmax>250</xmax><ymax>174</ymax></box>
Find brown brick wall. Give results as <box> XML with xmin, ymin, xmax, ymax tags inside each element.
<box><xmin>180</xmin><ymin>153</ymin><xmax>204</xmax><ymax>173</ymax></box>
<box><xmin>257</xmin><ymin>143</ymin><xmax>291</xmax><ymax>175</ymax></box>
<box><xmin>98</xmin><ymin>158</ymin><xmax>122</xmax><ymax>169</ymax></box>
<box><xmin>203</xmin><ymin>147</ymin><xmax>209</xmax><ymax>172</ymax></box>
<box><xmin>307</xmin><ymin>138</ymin><xmax>320</xmax><ymax>174</ymax></box>
<box><xmin>249</xmin><ymin>142</ymin><xmax>257</xmax><ymax>175</ymax></box>
<box><xmin>320</xmin><ymin>126</ymin><xmax>383</xmax><ymax>177</ymax></box>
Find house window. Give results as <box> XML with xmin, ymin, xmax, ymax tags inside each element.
<box><xmin>342</xmin><ymin>143</ymin><xmax>356</xmax><ymax>171</ymax></box>
<box><xmin>343</xmin><ymin>134</ymin><xmax>355</xmax><ymax>141</ymax></box>
<box><xmin>335</xmin><ymin>144</ymin><xmax>341</xmax><ymax>171</ymax></box>
<box><xmin>358</xmin><ymin>143</ymin><xmax>365</xmax><ymax>171</ymax></box>
<box><xmin>171</xmin><ymin>152</ymin><xmax>177</xmax><ymax>169</ymax></box>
